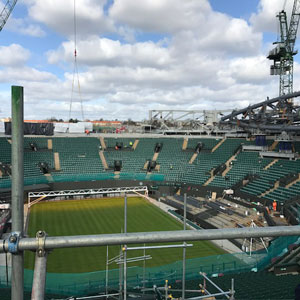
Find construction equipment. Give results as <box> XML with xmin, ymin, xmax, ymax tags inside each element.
<box><xmin>0</xmin><ymin>0</ymin><xmax>17</xmax><ymax>32</ymax></box>
<box><xmin>268</xmin><ymin>0</ymin><xmax>300</xmax><ymax>97</ymax></box>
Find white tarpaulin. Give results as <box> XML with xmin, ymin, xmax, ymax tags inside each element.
<box><xmin>54</xmin><ymin>123</ymin><xmax>69</xmax><ymax>133</ymax></box>
<box><xmin>0</xmin><ymin>122</ymin><xmax>5</xmax><ymax>133</ymax></box>
<box><xmin>81</xmin><ymin>122</ymin><xmax>93</xmax><ymax>131</ymax></box>
<box><xmin>68</xmin><ymin>122</ymin><xmax>85</xmax><ymax>133</ymax></box>
<box><xmin>54</xmin><ymin>122</ymin><xmax>93</xmax><ymax>133</ymax></box>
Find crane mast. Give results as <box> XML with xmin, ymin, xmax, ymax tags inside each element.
<box><xmin>0</xmin><ymin>0</ymin><xmax>17</xmax><ymax>32</ymax></box>
<box><xmin>268</xmin><ymin>0</ymin><xmax>300</xmax><ymax>97</ymax></box>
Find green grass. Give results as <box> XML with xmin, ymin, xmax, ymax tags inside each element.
<box><xmin>25</xmin><ymin>197</ymin><xmax>225</xmax><ymax>273</ymax></box>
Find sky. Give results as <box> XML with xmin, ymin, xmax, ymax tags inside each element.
<box><xmin>0</xmin><ymin>0</ymin><xmax>300</xmax><ymax>121</ymax></box>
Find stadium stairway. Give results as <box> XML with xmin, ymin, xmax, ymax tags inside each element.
<box><xmin>204</xmin><ymin>145</ymin><xmax>242</xmax><ymax>186</ymax></box>
<box><xmin>99</xmin><ymin>136</ymin><xmax>106</xmax><ymax>150</ymax></box>
<box><xmin>99</xmin><ymin>151</ymin><xmax>108</xmax><ymax>169</ymax></box>
<box><xmin>286</xmin><ymin>173</ymin><xmax>300</xmax><ymax>188</ymax></box>
<box><xmin>143</xmin><ymin>160</ymin><xmax>149</xmax><ymax>170</ymax></box>
<box><xmin>264</xmin><ymin>158</ymin><xmax>278</xmax><ymax>170</ymax></box>
<box><xmin>203</xmin><ymin>169</ymin><xmax>215</xmax><ymax>186</ymax></box>
<box><xmin>269</xmin><ymin>140</ymin><xmax>279</xmax><ymax>151</ymax></box>
<box><xmin>260</xmin><ymin>180</ymin><xmax>280</xmax><ymax>198</ymax></box>
<box><xmin>152</xmin><ymin>152</ymin><xmax>159</xmax><ymax>161</ymax></box>
<box><xmin>47</xmin><ymin>139</ymin><xmax>53</xmax><ymax>150</ymax></box>
<box><xmin>54</xmin><ymin>152</ymin><xmax>60</xmax><ymax>171</ymax></box>
<box><xmin>182</xmin><ymin>137</ymin><xmax>188</xmax><ymax>150</ymax></box>
<box><xmin>211</xmin><ymin>137</ymin><xmax>226</xmax><ymax>152</ymax></box>
<box><xmin>188</xmin><ymin>152</ymin><xmax>198</xmax><ymax>164</ymax></box>
<box><xmin>132</xmin><ymin>139</ymin><xmax>139</xmax><ymax>150</ymax></box>
<box><xmin>221</xmin><ymin>149</ymin><xmax>241</xmax><ymax>177</ymax></box>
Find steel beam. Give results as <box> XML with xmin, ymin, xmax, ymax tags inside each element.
<box><xmin>2</xmin><ymin>226</ymin><xmax>300</xmax><ymax>253</ymax></box>
<box><xmin>220</xmin><ymin>90</ymin><xmax>300</xmax><ymax>121</ymax></box>
<box><xmin>227</xmin><ymin>120</ymin><xmax>300</xmax><ymax>132</ymax></box>
<box><xmin>28</xmin><ymin>186</ymin><xmax>148</xmax><ymax>199</ymax></box>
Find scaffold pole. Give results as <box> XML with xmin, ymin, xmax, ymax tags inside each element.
<box><xmin>11</xmin><ymin>85</ymin><xmax>24</xmax><ymax>300</ymax></box>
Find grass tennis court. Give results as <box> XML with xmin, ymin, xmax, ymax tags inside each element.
<box><xmin>25</xmin><ymin>197</ymin><xmax>225</xmax><ymax>273</ymax></box>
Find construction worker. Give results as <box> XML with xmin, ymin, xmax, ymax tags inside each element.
<box><xmin>273</xmin><ymin>201</ymin><xmax>277</xmax><ymax>212</ymax></box>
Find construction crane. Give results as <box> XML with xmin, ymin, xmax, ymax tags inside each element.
<box><xmin>0</xmin><ymin>0</ymin><xmax>17</xmax><ymax>32</ymax></box>
<box><xmin>268</xmin><ymin>0</ymin><xmax>300</xmax><ymax>97</ymax></box>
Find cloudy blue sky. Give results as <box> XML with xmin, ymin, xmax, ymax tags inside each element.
<box><xmin>0</xmin><ymin>0</ymin><xmax>299</xmax><ymax>121</ymax></box>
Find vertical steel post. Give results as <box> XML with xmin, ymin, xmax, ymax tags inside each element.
<box><xmin>143</xmin><ymin>244</ymin><xmax>146</xmax><ymax>294</ymax></box>
<box><xmin>182</xmin><ymin>193</ymin><xmax>187</xmax><ymax>300</ymax></box>
<box><xmin>119</xmin><ymin>245</ymin><xmax>122</xmax><ymax>300</ymax></box>
<box><xmin>106</xmin><ymin>245</ymin><xmax>108</xmax><ymax>297</ymax></box>
<box><xmin>31</xmin><ymin>253</ymin><xmax>47</xmax><ymax>300</ymax></box>
<box><xmin>11</xmin><ymin>86</ymin><xmax>24</xmax><ymax>300</ymax></box>
<box><xmin>230</xmin><ymin>278</ymin><xmax>235</xmax><ymax>300</ymax></box>
<box><xmin>123</xmin><ymin>194</ymin><xmax>127</xmax><ymax>300</ymax></box>
<box><xmin>165</xmin><ymin>280</ymin><xmax>168</xmax><ymax>300</ymax></box>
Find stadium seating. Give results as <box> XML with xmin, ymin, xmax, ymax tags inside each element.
<box><xmin>50</xmin><ymin>137</ymin><xmax>104</xmax><ymax>182</ymax></box>
<box><xmin>0</xmin><ymin>136</ymin><xmax>299</xmax><ymax>208</ymax></box>
<box><xmin>182</xmin><ymin>138</ymin><xmax>245</xmax><ymax>185</ymax></box>
<box><xmin>241</xmin><ymin>159</ymin><xmax>300</xmax><ymax>198</ymax></box>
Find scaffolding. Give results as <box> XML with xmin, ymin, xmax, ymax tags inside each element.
<box><xmin>6</xmin><ymin>86</ymin><xmax>300</xmax><ymax>300</ymax></box>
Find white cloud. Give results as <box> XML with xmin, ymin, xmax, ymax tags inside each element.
<box><xmin>0</xmin><ymin>66</ymin><xmax>57</xmax><ymax>82</ymax></box>
<box><xmin>47</xmin><ymin>37</ymin><xmax>172</xmax><ymax>68</ymax></box>
<box><xmin>110</xmin><ymin>0</ymin><xmax>261</xmax><ymax>57</ymax></box>
<box><xmin>24</xmin><ymin>0</ymin><xmax>114</xmax><ymax>37</ymax></box>
<box><xmin>0</xmin><ymin>44</ymin><xmax>30</xmax><ymax>66</ymax></box>
<box><xmin>5</xmin><ymin>17</ymin><xmax>46</xmax><ymax>37</ymax></box>
<box><xmin>110</xmin><ymin>0</ymin><xmax>211</xmax><ymax>33</ymax></box>
<box><xmin>250</xmin><ymin>0</ymin><xmax>294</xmax><ymax>33</ymax></box>
<box><xmin>227</xmin><ymin>56</ymin><xmax>271</xmax><ymax>85</ymax></box>
<box><xmin>0</xmin><ymin>0</ymin><xmax>284</xmax><ymax>121</ymax></box>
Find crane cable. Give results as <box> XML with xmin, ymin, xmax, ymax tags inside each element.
<box><xmin>69</xmin><ymin>0</ymin><xmax>84</xmax><ymax>122</ymax></box>
<box><xmin>283</xmin><ymin>0</ymin><xmax>287</xmax><ymax>11</ymax></box>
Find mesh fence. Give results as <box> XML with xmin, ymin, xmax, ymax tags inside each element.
<box><xmin>0</xmin><ymin>172</ymin><xmax>166</xmax><ymax>188</ymax></box>
<box><xmin>0</xmin><ymin>235</ymin><xmax>298</xmax><ymax>296</ymax></box>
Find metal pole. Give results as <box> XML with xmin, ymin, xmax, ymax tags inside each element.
<box><xmin>31</xmin><ymin>252</ymin><xmax>47</xmax><ymax>300</ymax></box>
<box><xmin>2</xmin><ymin>226</ymin><xmax>300</xmax><ymax>252</ymax></box>
<box><xmin>124</xmin><ymin>194</ymin><xmax>127</xmax><ymax>233</ymax></box>
<box><xmin>143</xmin><ymin>244</ymin><xmax>145</xmax><ymax>294</ymax></box>
<box><xmin>119</xmin><ymin>246</ymin><xmax>122</xmax><ymax>300</ymax></box>
<box><xmin>126</xmin><ymin>244</ymin><xmax>193</xmax><ymax>251</ymax></box>
<box><xmin>230</xmin><ymin>278</ymin><xmax>235</xmax><ymax>300</ymax></box>
<box><xmin>123</xmin><ymin>195</ymin><xmax>127</xmax><ymax>300</ymax></box>
<box><xmin>106</xmin><ymin>245</ymin><xmax>108</xmax><ymax>297</ymax></box>
<box><xmin>182</xmin><ymin>193</ymin><xmax>187</xmax><ymax>300</ymax></box>
<box><xmin>165</xmin><ymin>280</ymin><xmax>168</xmax><ymax>300</ymax></box>
<box><xmin>5</xmin><ymin>252</ymin><xmax>8</xmax><ymax>286</ymax></box>
<box><xmin>11</xmin><ymin>85</ymin><xmax>24</xmax><ymax>300</ymax></box>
